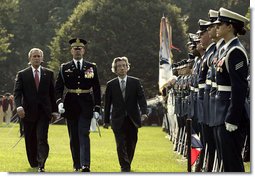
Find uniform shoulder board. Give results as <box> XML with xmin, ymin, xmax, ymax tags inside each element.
<box><xmin>225</xmin><ymin>46</ymin><xmax>248</xmax><ymax>73</ymax></box>
<box><xmin>61</xmin><ymin>61</ymin><xmax>72</xmax><ymax>67</ymax></box>
<box><xmin>85</xmin><ymin>60</ymin><xmax>96</xmax><ymax>66</ymax></box>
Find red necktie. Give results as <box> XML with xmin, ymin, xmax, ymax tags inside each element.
<box><xmin>34</xmin><ymin>69</ymin><xmax>40</xmax><ymax>90</ymax></box>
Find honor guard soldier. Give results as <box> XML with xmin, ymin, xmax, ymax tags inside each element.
<box><xmin>55</xmin><ymin>38</ymin><xmax>101</xmax><ymax>172</ymax></box>
<box><xmin>191</xmin><ymin>36</ymin><xmax>203</xmax><ymax>138</ymax></box>
<box><xmin>214</xmin><ymin>8</ymin><xmax>249</xmax><ymax>172</ymax></box>
<box><xmin>2</xmin><ymin>93</ymin><xmax>14</xmax><ymax>125</ymax></box>
<box><xmin>186</xmin><ymin>34</ymin><xmax>198</xmax><ymax>133</ymax></box>
<box><xmin>242</xmin><ymin>68</ymin><xmax>250</xmax><ymax>162</ymax></box>
<box><xmin>196</xmin><ymin>19</ymin><xmax>215</xmax><ymax>171</ymax></box>
<box><xmin>207</xmin><ymin>9</ymin><xmax>225</xmax><ymax>172</ymax></box>
<box><xmin>201</xmin><ymin>11</ymin><xmax>219</xmax><ymax>172</ymax></box>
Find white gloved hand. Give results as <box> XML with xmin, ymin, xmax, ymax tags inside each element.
<box><xmin>225</xmin><ymin>122</ymin><xmax>238</xmax><ymax>132</ymax></box>
<box><xmin>58</xmin><ymin>103</ymin><xmax>65</xmax><ymax>114</ymax></box>
<box><xmin>93</xmin><ymin>112</ymin><xmax>100</xmax><ymax>121</ymax></box>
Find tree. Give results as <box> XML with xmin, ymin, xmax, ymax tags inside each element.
<box><xmin>0</xmin><ymin>0</ymin><xmax>79</xmax><ymax>94</ymax></box>
<box><xmin>49</xmin><ymin>0</ymin><xmax>188</xmax><ymax>97</ymax></box>
<box><xmin>0</xmin><ymin>0</ymin><xmax>17</xmax><ymax>61</ymax></box>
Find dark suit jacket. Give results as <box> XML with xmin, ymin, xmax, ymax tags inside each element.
<box><xmin>104</xmin><ymin>76</ymin><xmax>147</xmax><ymax>130</ymax></box>
<box><xmin>14</xmin><ymin>66</ymin><xmax>57</xmax><ymax>122</ymax></box>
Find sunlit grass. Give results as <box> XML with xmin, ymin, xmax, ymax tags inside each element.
<box><xmin>0</xmin><ymin>123</ymin><xmax>250</xmax><ymax>173</ymax></box>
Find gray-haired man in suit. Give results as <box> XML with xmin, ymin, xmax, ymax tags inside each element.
<box><xmin>14</xmin><ymin>48</ymin><xmax>58</xmax><ymax>172</ymax></box>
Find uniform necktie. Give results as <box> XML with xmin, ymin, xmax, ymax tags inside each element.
<box><xmin>121</xmin><ymin>79</ymin><xmax>126</xmax><ymax>99</ymax></box>
<box><xmin>77</xmin><ymin>61</ymin><xmax>81</xmax><ymax>70</ymax></box>
<box><xmin>34</xmin><ymin>69</ymin><xmax>40</xmax><ymax>90</ymax></box>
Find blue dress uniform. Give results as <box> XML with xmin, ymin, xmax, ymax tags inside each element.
<box><xmin>209</xmin><ymin>38</ymin><xmax>225</xmax><ymax>171</ymax></box>
<box><xmin>196</xmin><ymin>19</ymin><xmax>215</xmax><ymax>171</ymax></box>
<box><xmin>191</xmin><ymin>56</ymin><xmax>200</xmax><ymax>135</ymax></box>
<box><xmin>55</xmin><ymin>38</ymin><xmax>101</xmax><ymax>171</ymax></box>
<box><xmin>209</xmin><ymin>38</ymin><xmax>225</xmax><ymax>127</ymax></box>
<box><xmin>214</xmin><ymin>8</ymin><xmax>249</xmax><ymax>172</ymax></box>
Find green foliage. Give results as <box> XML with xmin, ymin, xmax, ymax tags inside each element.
<box><xmin>0</xmin><ymin>124</ymin><xmax>189</xmax><ymax>172</ymax></box>
<box><xmin>0</xmin><ymin>0</ymin><xmax>17</xmax><ymax>61</ymax></box>
<box><xmin>0</xmin><ymin>0</ymin><xmax>79</xmax><ymax>93</ymax></box>
<box><xmin>0</xmin><ymin>0</ymin><xmax>250</xmax><ymax>96</ymax></box>
<box><xmin>49</xmin><ymin>0</ymin><xmax>187</xmax><ymax>97</ymax></box>
<box><xmin>0</xmin><ymin>28</ymin><xmax>13</xmax><ymax>61</ymax></box>
<box><xmin>246</xmin><ymin>8</ymin><xmax>250</xmax><ymax>30</ymax></box>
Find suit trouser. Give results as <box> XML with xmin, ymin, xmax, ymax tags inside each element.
<box><xmin>217</xmin><ymin>124</ymin><xmax>245</xmax><ymax>172</ymax></box>
<box><xmin>23</xmin><ymin>115</ymin><xmax>49</xmax><ymax>168</ymax></box>
<box><xmin>67</xmin><ymin>116</ymin><xmax>91</xmax><ymax>169</ymax></box>
<box><xmin>113</xmin><ymin>116</ymin><xmax>138</xmax><ymax>172</ymax></box>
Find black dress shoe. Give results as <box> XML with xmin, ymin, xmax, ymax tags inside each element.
<box><xmin>121</xmin><ymin>167</ymin><xmax>131</xmax><ymax>172</ymax></box>
<box><xmin>38</xmin><ymin>167</ymin><xmax>45</xmax><ymax>172</ymax></box>
<box><xmin>81</xmin><ymin>166</ymin><xmax>90</xmax><ymax>172</ymax></box>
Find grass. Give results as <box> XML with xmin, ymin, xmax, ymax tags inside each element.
<box><xmin>0</xmin><ymin>123</ymin><xmax>250</xmax><ymax>173</ymax></box>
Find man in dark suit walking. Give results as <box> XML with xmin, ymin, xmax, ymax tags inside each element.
<box><xmin>55</xmin><ymin>38</ymin><xmax>101</xmax><ymax>172</ymax></box>
<box><xmin>103</xmin><ymin>56</ymin><xmax>147</xmax><ymax>172</ymax></box>
<box><xmin>13</xmin><ymin>48</ymin><xmax>58</xmax><ymax>172</ymax></box>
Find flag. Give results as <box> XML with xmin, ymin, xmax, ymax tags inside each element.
<box><xmin>191</xmin><ymin>133</ymin><xmax>203</xmax><ymax>166</ymax></box>
<box><xmin>159</xmin><ymin>16</ymin><xmax>174</xmax><ymax>92</ymax></box>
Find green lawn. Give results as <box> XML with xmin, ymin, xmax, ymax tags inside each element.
<box><xmin>0</xmin><ymin>123</ymin><xmax>250</xmax><ymax>173</ymax></box>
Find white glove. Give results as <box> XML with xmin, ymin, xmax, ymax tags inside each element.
<box><xmin>58</xmin><ymin>103</ymin><xmax>65</xmax><ymax>114</ymax></box>
<box><xmin>93</xmin><ymin>112</ymin><xmax>100</xmax><ymax>121</ymax></box>
<box><xmin>225</xmin><ymin>122</ymin><xmax>238</xmax><ymax>132</ymax></box>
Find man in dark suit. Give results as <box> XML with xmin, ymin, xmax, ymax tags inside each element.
<box><xmin>55</xmin><ymin>38</ymin><xmax>101</xmax><ymax>172</ymax></box>
<box><xmin>103</xmin><ymin>56</ymin><xmax>147</xmax><ymax>172</ymax></box>
<box><xmin>13</xmin><ymin>48</ymin><xmax>58</xmax><ymax>172</ymax></box>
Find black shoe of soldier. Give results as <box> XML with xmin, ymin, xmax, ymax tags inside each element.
<box><xmin>81</xmin><ymin>165</ymin><xmax>90</xmax><ymax>172</ymax></box>
<box><xmin>38</xmin><ymin>167</ymin><xmax>45</xmax><ymax>172</ymax></box>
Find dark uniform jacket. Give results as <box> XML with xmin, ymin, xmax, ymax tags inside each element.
<box><xmin>197</xmin><ymin>43</ymin><xmax>215</xmax><ymax>124</ymax></box>
<box><xmin>104</xmin><ymin>76</ymin><xmax>147</xmax><ymax>131</ymax></box>
<box><xmin>14</xmin><ymin>66</ymin><xmax>57</xmax><ymax>122</ymax></box>
<box><xmin>55</xmin><ymin>60</ymin><xmax>101</xmax><ymax>119</ymax></box>
<box><xmin>215</xmin><ymin>37</ymin><xmax>248</xmax><ymax>126</ymax></box>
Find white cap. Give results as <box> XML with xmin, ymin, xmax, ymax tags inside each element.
<box><xmin>197</xmin><ymin>19</ymin><xmax>210</xmax><ymax>33</ymax></box>
<box><xmin>208</xmin><ymin>9</ymin><xmax>218</xmax><ymax>24</ymax></box>
<box><xmin>214</xmin><ymin>7</ymin><xmax>249</xmax><ymax>27</ymax></box>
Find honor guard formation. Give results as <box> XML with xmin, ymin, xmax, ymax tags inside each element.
<box><xmin>160</xmin><ymin>7</ymin><xmax>250</xmax><ymax>172</ymax></box>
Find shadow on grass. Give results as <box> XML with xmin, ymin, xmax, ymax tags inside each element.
<box><xmin>25</xmin><ymin>167</ymin><xmax>38</xmax><ymax>172</ymax></box>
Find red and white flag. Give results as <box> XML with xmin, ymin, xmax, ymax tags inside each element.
<box><xmin>191</xmin><ymin>133</ymin><xmax>203</xmax><ymax>165</ymax></box>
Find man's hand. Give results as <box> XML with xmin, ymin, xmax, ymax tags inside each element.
<box><xmin>58</xmin><ymin>103</ymin><xmax>65</xmax><ymax>114</ymax></box>
<box><xmin>93</xmin><ymin>112</ymin><xmax>100</xmax><ymax>121</ymax></box>
<box><xmin>141</xmin><ymin>114</ymin><xmax>148</xmax><ymax>121</ymax></box>
<box><xmin>103</xmin><ymin>123</ymin><xmax>110</xmax><ymax>129</ymax></box>
<box><xmin>17</xmin><ymin>106</ymin><xmax>25</xmax><ymax>118</ymax></box>
<box><xmin>225</xmin><ymin>122</ymin><xmax>238</xmax><ymax>132</ymax></box>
